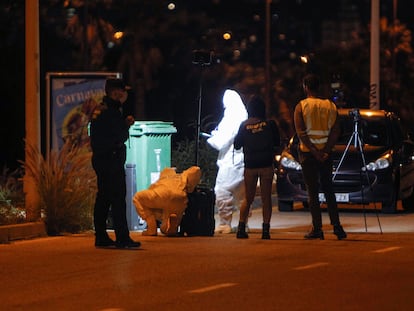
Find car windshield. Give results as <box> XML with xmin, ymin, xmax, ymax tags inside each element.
<box><xmin>337</xmin><ymin>116</ymin><xmax>389</xmax><ymax>146</ymax></box>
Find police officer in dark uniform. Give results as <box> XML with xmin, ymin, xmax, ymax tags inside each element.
<box><xmin>90</xmin><ymin>78</ymin><xmax>141</xmax><ymax>248</ymax></box>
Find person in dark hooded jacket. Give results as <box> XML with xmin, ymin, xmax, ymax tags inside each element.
<box><xmin>234</xmin><ymin>95</ymin><xmax>280</xmax><ymax>239</ymax></box>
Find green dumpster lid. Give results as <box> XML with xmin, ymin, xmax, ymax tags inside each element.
<box><xmin>129</xmin><ymin>121</ymin><xmax>177</xmax><ymax>135</ymax></box>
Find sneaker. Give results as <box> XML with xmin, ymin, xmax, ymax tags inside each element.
<box><xmin>215</xmin><ymin>224</ymin><xmax>232</xmax><ymax>234</ymax></box>
<box><xmin>115</xmin><ymin>238</ymin><xmax>141</xmax><ymax>249</ymax></box>
<box><xmin>333</xmin><ymin>225</ymin><xmax>347</xmax><ymax>240</ymax></box>
<box><xmin>95</xmin><ymin>237</ymin><xmax>115</xmax><ymax>248</ymax></box>
<box><xmin>304</xmin><ymin>228</ymin><xmax>324</xmax><ymax>240</ymax></box>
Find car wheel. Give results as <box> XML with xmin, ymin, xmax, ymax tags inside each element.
<box><xmin>278</xmin><ymin>200</ymin><xmax>293</xmax><ymax>211</ymax></box>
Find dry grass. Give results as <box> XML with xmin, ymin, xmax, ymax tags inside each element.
<box><xmin>21</xmin><ymin>141</ymin><xmax>96</xmax><ymax>235</ymax></box>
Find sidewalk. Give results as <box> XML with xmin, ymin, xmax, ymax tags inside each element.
<box><xmin>1</xmin><ymin>199</ymin><xmax>413</xmax><ymax>243</ymax></box>
<box><xmin>239</xmin><ymin>199</ymin><xmax>414</xmax><ymax>234</ymax></box>
<box><xmin>0</xmin><ymin>221</ymin><xmax>46</xmax><ymax>243</ymax></box>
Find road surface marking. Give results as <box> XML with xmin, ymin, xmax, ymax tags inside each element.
<box><xmin>293</xmin><ymin>262</ymin><xmax>329</xmax><ymax>270</ymax></box>
<box><xmin>189</xmin><ymin>283</ymin><xmax>237</xmax><ymax>294</ymax></box>
<box><xmin>373</xmin><ymin>246</ymin><xmax>401</xmax><ymax>253</ymax></box>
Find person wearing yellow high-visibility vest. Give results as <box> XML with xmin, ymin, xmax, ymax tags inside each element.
<box><xmin>294</xmin><ymin>74</ymin><xmax>347</xmax><ymax>240</ymax></box>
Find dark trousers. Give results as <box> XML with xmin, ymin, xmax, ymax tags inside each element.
<box><xmin>300</xmin><ymin>152</ymin><xmax>340</xmax><ymax>229</ymax></box>
<box><xmin>92</xmin><ymin>150</ymin><xmax>130</xmax><ymax>242</ymax></box>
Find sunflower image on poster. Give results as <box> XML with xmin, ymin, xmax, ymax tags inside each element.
<box><xmin>61</xmin><ymin>97</ymin><xmax>99</xmax><ymax>150</ymax></box>
<box><xmin>52</xmin><ymin>78</ymin><xmax>106</xmax><ymax>151</ymax></box>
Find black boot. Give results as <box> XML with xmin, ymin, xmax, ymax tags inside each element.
<box><xmin>236</xmin><ymin>222</ymin><xmax>248</xmax><ymax>239</ymax></box>
<box><xmin>333</xmin><ymin>224</ymin><xmax>347</xmax><ymax>240</ymax></box>
<box><xmin>262</xmin><ymin>223</ymin><xmax>271</xmax><ymax>240</ymax></box>
<box><xmin>304</xmin><ymin>227</ymin><xmax>324</xmax><ymax>240</ymax></box>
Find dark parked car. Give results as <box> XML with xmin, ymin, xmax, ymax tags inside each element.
<box><xmin>276</xmin><ymin>108</ymin><xmax>414</xmax><ymax>213</ymax></box>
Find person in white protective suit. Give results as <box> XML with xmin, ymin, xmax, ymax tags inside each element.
<box><xmin>207</xmin><ymin>89</ymin><xmax>248</xmax><ymax>234</ymax></box>
<box><xmin>133</xmin><ymin>166</ymin><xmax>201</xmax><ymax>236</ymax></box>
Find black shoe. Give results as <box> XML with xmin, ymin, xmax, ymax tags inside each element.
<box><xmin>262</xmin><ymin>232</ymin><xmax>271</xmax><ymax>240</ymax></box>
<box><xmin>333</xmin><ymin>225</ymin><xmax>347</xmax><ymax>240</ymax></box>
<box><xmin>304</xmin><ymin>228</ymin><xmax>324</xmax><ymax>240</ymax></box>
<box><xmin>236</xmin><ymin>231</ymin><xmax>249</xmax><ymax>239</ymax></box>
<box><xmin>236</xmin><ymin>222</ymin><xmax>249</xmax><ymax>239</ymax></box>
<box><xmin>116</xmin><ymin>238</ymin><xmax>141</xmax><ymax>249</ymax></box>
<box><xmin>262</xmin><ymin>223</ymin><xmax>271</xmax><ymax>240</ymax></box>
<box><xmin>95</xmin><ymin>237</ymin><xmax>115</xmax><ymax>248</ymax></box>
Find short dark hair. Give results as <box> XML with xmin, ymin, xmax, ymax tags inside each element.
<box><xmin>302</xmin><ymin>74</ymin><xmax>320</xmax><ymax>92</ymax></box>
<box><xmin>247</xmin><ymin>95</ymin><xmax>266</xmax><ymax>118</ymax></box>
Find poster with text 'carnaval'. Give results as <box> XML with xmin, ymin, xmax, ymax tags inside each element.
<box><xmin>47</xmin><ymin>72</ymin><xmax>121</xmax><ymax>151</ymax></box>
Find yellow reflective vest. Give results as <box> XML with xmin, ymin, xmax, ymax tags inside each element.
<box><xmin>299</xmin><ymin>98</ymin><xmax>337</xmax><ymax>152</ymax></box>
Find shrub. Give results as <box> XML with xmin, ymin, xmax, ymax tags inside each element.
<box><xmin>21</xmin><ymin>141</ymin><xmax>96</xmax><ymax>235</ymax></box>
<box><xmin>171</xmin><ymin>138</ymin><xmax>218</xmax><ymax>188</ymax></box>
<box><xmin>0</xmin><ymin>167</ymin><xmax>25</xmax><ymax>225</ymax></box>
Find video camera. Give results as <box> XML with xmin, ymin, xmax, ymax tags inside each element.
<box><xmin>349</xmin><ymin>108</ymin><xmax>361</xmax><ymax>122</ymax></box>
<box><xmin>192</xmin><ymin>50</ymin><xmax>216</xmax><ymax>66</ymax></box>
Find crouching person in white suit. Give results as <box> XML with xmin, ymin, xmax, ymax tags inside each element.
<box><xmin>133</xmin><ymin>166</ymin><xmax>201</xmax><ymax>236</ymax></box>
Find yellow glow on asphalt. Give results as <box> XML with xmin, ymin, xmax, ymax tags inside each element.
<box><xmin>189</xmin><ymin>283</ymin><xmax>237</xmax><ymax>293</ymax></box>
<box><xmin>293</xmin><ymin>262</ymin><xmax>329</xmax><ymax>270</ymax></box>
<box><xmin>372</xmin><ymin>246</ymin><xmax>401</xmax><ymax>253</ymax></box>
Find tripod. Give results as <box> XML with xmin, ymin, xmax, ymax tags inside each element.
<box><xmin>194</xmin><ymin>63</ymin><xmax>207</xmax><ymax>166</ymax></box>
<box><xmin>332</xmin><ymin>111</ymin><xmax>383</xmax><ymax>233</ymax></box>
<box><xmin>192</xmin><ymin>50</ymin><xmax>213</xmax><ymax>166</ymax></box>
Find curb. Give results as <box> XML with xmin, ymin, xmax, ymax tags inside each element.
<box><xmin>0</xmin><ymin>221</ymin><xmax>47</xmax><ymax>243</ymax></box>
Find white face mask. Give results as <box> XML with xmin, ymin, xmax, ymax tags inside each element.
<box><xmin>109</xmin><ymin>89</ymin><xmax>128</xmax><ymax>103</ymax></box>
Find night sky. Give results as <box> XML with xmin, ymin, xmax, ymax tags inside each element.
<box><xmin>0</xmin><ymin>0</ymin><xmax>412</xmax><ymax>170</ymax></box>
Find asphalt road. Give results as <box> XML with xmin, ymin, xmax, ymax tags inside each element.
<box><xmin>1</xmin><ymin>206</ymin><xmax>414</xmax><ymax>311</ymax></box>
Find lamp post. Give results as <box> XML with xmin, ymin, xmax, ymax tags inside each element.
<box><xmin>25</xmin><ymin>0</ymin><xmax>41</xmax><ymax>221</ymax></box>
<box><xmin>370</xmin><ymin>0</ymin><xmax>380</xmax><ymax>110</ymax></box>
<box><xmin>265</xmin><ymin>0</ymin><xmax>271</xmax><ymax>114</ymax></box>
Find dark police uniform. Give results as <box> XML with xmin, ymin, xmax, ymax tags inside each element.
<box><xmin>90</xmin><ymin>95</ymin><xmax>131</xmax><ymax>245</ymax></box>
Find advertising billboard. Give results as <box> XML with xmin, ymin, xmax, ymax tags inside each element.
<box><xmin>46</xmin><ymin>72</ymin><xmax>122</xmax><ymax>152</ymax></box>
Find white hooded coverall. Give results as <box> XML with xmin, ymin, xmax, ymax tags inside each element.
<box><xmin>207</xmin><ymin>89</ymin><xmax>248</xmax><ymax>229</ymax></box>
<box><xmin>133</xmin><ymin>166</ymin><xmax>201</xmax><ymax>236</ymax></box>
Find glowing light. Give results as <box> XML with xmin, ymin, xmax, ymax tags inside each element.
<box><xmin>249</xmin><ymin>35</ymin><xmax>257</xmax><ymax>43</ymax></box>
<box><xmin>114</xmin><ymin>31</ymin><xmax>124</xmax><ymax>40</ymax></box>
<box><xmin>233</xmin><ymin>50</ymin><xmax>241</xmax><ymax>58</ymax></box>
<box><xmin>223</xmin><ymin>32</ymin><xmax>231</xmax><ymax>40</ymax></box>
<box><xmin>168</xmin><ymin>3</ymin><xmax>176</xmax><ymax>10</ymax></box>
<box><xmin>300</xmin><ymin>55</ymin><xmax>309</xmax><ymax>64</ymax></box>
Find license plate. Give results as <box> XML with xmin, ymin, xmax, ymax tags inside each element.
<box><xmin>319</xmin><ymin>193</ymin><xmax>349</xmax><ymax>202</ymax></box>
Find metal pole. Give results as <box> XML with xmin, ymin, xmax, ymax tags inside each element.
<box><xmin>195</xmin><ymin>66</ymin><xmax>203</xmax><ymax>166</ymax></box>
<box><xmin>25</xmin><ymin>0</ymin><xmax>41</xmax><ymax>221</ymax></box>
<box><xmin>369</xmin><ymin>0</ymin><xmax>380</xmax><ymax>110</ymax></box>
<box><xmin>265</xmin><ymin>0</ymin><xmax>271</xmax><ymax>113</ymax></box>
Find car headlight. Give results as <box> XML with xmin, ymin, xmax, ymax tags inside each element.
<box><xmin>280</xmin><ymin>156</ymin><xmax>302</xmax><ymax>170</ymax></box>
<box><xmin>364</xmin><ymin>157</ymin><xmax>390</xmax><ymax>171</ymax></box>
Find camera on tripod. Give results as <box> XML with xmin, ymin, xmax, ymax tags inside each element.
<box><xmin>349</xmin><ymin>108</ymin><xmax>361</xmax><ymax>122</ymax></box>
<box><xmin>192</xmin><ymin>50</ymin><xmax>216</xmax><ymax>66</ymax></box>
